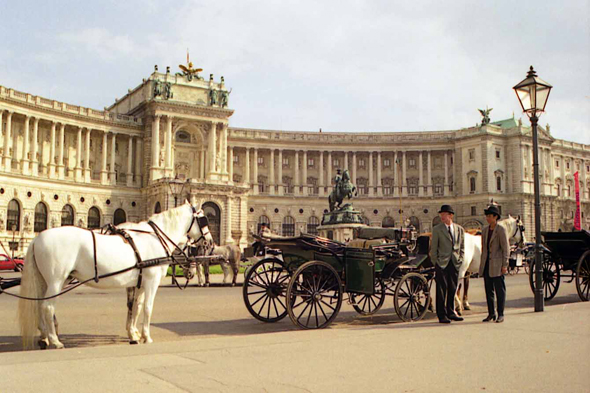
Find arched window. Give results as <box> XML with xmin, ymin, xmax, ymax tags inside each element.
<box><xmin>408</xmin><ymin>216</ymin><xmax>420</xmax><ymax>232</ymax></box>
<box><xmin>7</xmin><ymin>199</ymin><xmax>20</xmax><ymax>231</ymax></box>
<box><xmin>88</xmin><ymin>207</ymin><xmax>101</xmax><ymax>229</ymax></box>
<box><xmin>282</xmin><ymin>216</ymin><xmax>295</xmax><ymax>236</ymax></box>
<box><xmin>307</xmin><ymin>216</ymin><xmax>320</xmax><ymax>235</ymax></box>
<box><xmin>154</xmin><ymin>202</ymin><xmax>162</xmax><ymax>214</ymax></box>
<box><xmin>175</xmin><ymin>130</ymin><xmax>191</xmax><ymax>143</ymax></box>
<box><xmin>382</xmin><ymin>216</ymin><xmax>395</xmax><ymax>228</ymax></box>
<box><xmin>34</xmin><ymin>203</ymin><xmax>48</xmax><ymax>233</ymax></box>
<box><xmin>61</xmin><ymin>204</ymin><xmax>74</xmax><ymax>226</ymax></box>
<box><xmin>202</xmin><ymin>202</ymin><xmax>221</xmax><ymax>245</ymax></box>
<box><xmin>113</xmin><ymin>209</ymin><xmax>126</xmax><ymax>225</ymax></box>
<box><xmin>257</xmin><ymin>215</ymin><xmax>270</xmax><ymax>233</ymax></box>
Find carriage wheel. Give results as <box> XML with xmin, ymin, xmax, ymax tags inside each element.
<box><xmin>286</xmin><ymin>261</ymin><xmax>342</xmax><ymax>329</ymax></box>
<box><xmin>528</xmin><ymin>254</ymin><xmax>560</xmax><ymax>301</ymax></box>
<box><xmin>394</xmin><ymin>272</ymin><xmax>431</xmax><ymax>322</ymax></box>
<box><xmin>350</xmin><ymin>278</ymin><xmax>386</xmax><ymax>315</ymax></box>
<box><xmin>242</xmin><ymin>258</ymin><xmax>290</xmax><ymax>323</ymax></box>
<box><xmin>575</xmin><ymin>251</ymin><xmax>590</xmax><ymax>302</ymax></box>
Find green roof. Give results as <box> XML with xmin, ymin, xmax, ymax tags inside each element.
<box><xmin>491</xmin><ymin>117</ymin><xmax>519</xmax><ymax>129</ymax></box>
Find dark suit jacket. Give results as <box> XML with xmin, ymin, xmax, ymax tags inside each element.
<box><xmin>430</xmin><ymin>222</ymin><xmax>465</xmax><ymax>270</ymax></box>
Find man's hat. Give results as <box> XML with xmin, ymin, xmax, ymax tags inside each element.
<box><xmin>438</xmin><ymin>205</ymin><xmax>455</xmax><ymax>215</ymax></box>
<box><xmin>484</xmin><ymin>204</ymin><xmax>501</xmax><ymax>218</ymax></box>
<box><xmin>260</xmin><ymin>222</ymin><xmax>269</xmax><ymax>227</ymax></box>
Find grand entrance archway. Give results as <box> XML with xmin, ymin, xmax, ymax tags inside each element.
<box><xmin>202</xmin><ymin>202</ymin><xmax>221</xmax><ymax>245</ymax></box>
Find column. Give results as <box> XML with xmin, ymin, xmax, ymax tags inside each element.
<box><xmin>427</xmin><ymin>151</ymin><xmax>432</xmax><ymax>196</ymax></box>
<box><xmin>57</xmin><ymin>123</ymin><xmax>65</xmax><ymax>179</ymax></box>
<box><xmin>402</xmin><ymin>151</ymin><xmax>407</xmax><ymax>197</ymax></box>
<box><xmin>318</xmin><ymin>151</ymin><xmax>324</xmax><ymax>196</ymax></box>
<box><xmin>352</xmin><ymin>152</ymin><xmax>357</xmax><ymax>184</ymax></box>
<box><xmin>165</xmin><ymin>116</ymin><xmax>173</xmax><ymax>175</ymax></box>
<box><xmin>135</xmin><ymin>138</ymin><xmax>143</xmax><ymax>186</ymax></box>
<box><xmin>110</xmin><ymin>132</ymin><xmax>117</xmax><ymax>185</ymax></box>
<box><xmin>31</xmin><ymin>117</ymin><xmax>39</xmax><ymax>176</ymax></box>
<box><xmin>75</xmin><ymin>127</ymin><xmax>83</xmax><ymax>181</ymax></box>
<box><xmin>221</xmin><ymin>124</ymin><xmax>228</xmax><ymax>174</ymax></box>
<box><xmin>0</xmin><ymin>111</ymin><xmax>3</xmax><ymax>171</ymax></box>
<box><xmin>327</xmin><ymin>151</ymin><xmax>332</xmax><ymax>192</ymax></box>
<box><xmin>208</xmin><ymin>122</ymin><xmax>217</xmax><ymax>178</ymax></box>
<box><xmin>539</xmin><ymin>147</ymin><xmax>545</xmax><ymax>195</ymax></box>
<box><xmin>2</xmin><ymin>111</ymin><xmax>12</xmax><ymax>171</ymax></box>
<box><xmin>269</xmin><ymin>149</ymin><xmax>275</xmax><ymax>195</ymax></box>
<box><xmin>302</xmin><ymin>150</ymin><xmax>308</xmax><ymax>196</ymax></box>
<box><xmin>127</xmin><ymin>136</ymin><xmax>134</xmax><ymax>186</ymax></box>
<box><xmin>244</xmin><ymin>148</ymin><xmax>250</xmax><ymax>185</ymax></box>
<box><xmin>252</xmin><ymin>148</ymin><xmax>258</xmax><ymax>195</ymax></box>
<box><xmin>377</xmin><ymin>151</ymin><xmax>382</xmax><ymax>196</ymax></box>
<box><xmin>228</xmin><ymin>146</ymin><xmax>234</xmax><ymax>183</ymax></box>
<box><xmin>48</xmin><ymin>121</ymin><xmax>56</xmax><ymax>178</ymax></box>
<box><xmin>444</xmin><ymin>151</ymin><xmax>449</xmax><ymax>196</ymax></box>
<box><xmin>418</xmin><ymin>151</ymin><xmax>424</xmax><ymax>196</ymax></box>
<box><xmin>393</xmin><ymin>151</ymin><xmax>399</xmax><ymax>197</ymax></box>
<box><xmin>21</xmin><ymin>115</ymin><xmax>30</xmax><ymax>174</ymax></box>
<box><xmin>368</xmin><ymin>152</ymin><xmax>374</xmax><ymax>196</ymax></box>
<box><xmin>451</xmin><ymin>150</ymin><xmax>455</xmax><ymax>194</ymax></box>
<box><xmin>84</xmin><ymin>128</ymin><xmax>91</xmax><ymax>182</ymax></box>
<box><xmin>199</xmin><ymin>150</ymin><xmax>205</xmax><ymax>180</ymax></box>
<box><xmin>294</xmin><ymin>150</ymin><xmax>300</xmax><ymax>195</ymax></box>
<box><xmin>150</xmin><ymin>115</ymin><xmax>161</xmax><ymax>181</ymax></box>
<box><xmin>277</xmin><ymin>149</ymin><xmax>283</xmax><ymax>195</ymax></box>
<box><xmin>344</xmin><ymin>151</ymin><xmax>349</xmax><ymax>171</ymax></box>
<box><xmin>100</xmin><ymin>131</ymin><xmax>108</xmax><ymax>184</ymax></box>
<box><xmin>225</xmin><ymin>197</ymin><xmax>233</xmax><ymax>244</ymax></box>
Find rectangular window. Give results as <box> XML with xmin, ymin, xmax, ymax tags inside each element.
<box><xmin>384</xmin><ymin>159</ymin><xmax>391</xmax><ymax>167</ymax></box>
<box><xmin>257</xmin><ymin>157</ymin><xmax>264</xmax><ymax>165</ymax></box>
<box><xmin>566</xmin><ymin>161</ymin><xmax>570</xmax><ymax>169</ymax></box>
<box><xmin>497</xmin><ymin>176</ymin><xmax>502</xmax><ymax>191</ymax></box>
<box><xmin>383</xmin><ymin>186</ymin><xmax>391</xmax><ymax>195</ymax></box>
<box><xmin>333</xmin><ymin>159</ymin><xmax>339</xmax><ymax>167</ymax></box>
<box><xmin>471</xmin><ymin>206</ymin><xmax>477</xmax><ymax>216</ymax></box>
<box><xmin>307</xmin><ymin>158</ymin><xmax>314</xmax><ymax>167</ymax></box>
<box><xmin>495</xmin><ymin>150</ymin><xmax>501</xmax><ymax>159</ymax></box>
<box><xmin>556</xmin><ymin>160</ymin><xmax>559</xmax><ymax>168</ymax></box>
<box><xmin>468</xmin><ymin>149</ymin><xmax>475</xmax><ymax>161</ymax></box>
<box><xmin>408</xmin><ymin>158</ymin><xmax>416</xmax><ymax>168</ymax></box>
<box><xmin>434</xmin><ymin>185</ymin><xmax>443</xmax><ymax>195</ymax></box>
<box><xmin>408</xmin><ymin>186</ymin><xmax>417</xmax><ymax>195</ymax></box>
<box><xmin>358</xmin><ymin>159</ymin><xmax>365</xmax><ymax>168</ymax></box>
<box><xmin>233</xmin><ymin>155</ymin><xmax>239</xmax><ymax>163</ymax></box>
<box><xmin>282</xmin><ymin>157</ymin><xmax>289</xmax><ymax>166</ymax></box>
<box><xmin>358</xmin><ymin>186</ymin><xmax>367</xmax><ymax>195</ymax></box>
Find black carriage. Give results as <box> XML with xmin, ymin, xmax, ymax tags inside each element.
<box><xmin>529</xmin><ymin>230</ymin><xmax>590</xmax><ymax>301</ymax></box>
<box><xmin>242</xmin><ymin>228</ymin><xmax>434</xmax><ymax>329</ymax></box>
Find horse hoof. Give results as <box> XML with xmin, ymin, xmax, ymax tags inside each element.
<box><xmin>38</xmin><ymin>340</ymin><xmax>48</xmax><ymax>350</ymax></box>
<box><xmin>463</xmin><ymin>304</ymin><xmax>471</xmax><ymax>311</ymax></box>
<box><xmin>130</xmin><ymin>340</ymin><xmax>138</xmax><ymax>345</ymax></box>
<box><xmin>205</xmin><ymin>283</ymin><xmax>210</xmax><ymax>287</ymax></box>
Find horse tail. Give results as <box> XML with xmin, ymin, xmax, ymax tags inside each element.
<box><xmin>18</xmin><ymin>240</ymin><xmax>47</xmax><ymax>350</ymax></box>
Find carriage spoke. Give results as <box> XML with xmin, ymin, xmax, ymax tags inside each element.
<box><xmin>249</xmin><ymin>293</ymin><xmax>267</xmax><ymax>307</ymax></box>
<box><xmin>275</xmin><ymin>296</ymin><xmax>287</xmax><ymax>310</ymax></box>
<box><xmin>247</xmin><ymin>289</ymin><xmax>267</xmax><ymax>296</ymax></box>
<box><xmin>257</xmin><ymin>294</ymin><xmax>270</xmax><ymax>316</ymax></box>
<box><xmin>296</xmin><ymin>299</ymin><xmax>312</xmax><ymax>320</ymax></box>
<box><xmin>313</xmin><ymin>302</ymin><xmax>320</xmax><ymax>328</ymax></box>
<box><xmin>317</xmin><ymin>300</ymin><xmax>330</xmax><ymax>322</ymax></box>
<box><xmin>319</xmin><ymin>299</ymin><xmax>336</xmax><ymax>312</ymax></box>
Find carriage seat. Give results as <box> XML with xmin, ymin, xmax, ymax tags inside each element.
<box><xmin>346</xmin><ymin>238</ymin><xmax>387</xmax><ymax>249</ymax></box>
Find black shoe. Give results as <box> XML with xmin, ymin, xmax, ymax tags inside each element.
<box><xmin>482</xmin><ymin>315</ymin><xmax>496</xmax><ymax>322</ymax></box>
<box><xmin>496</xmin><ymin>316</ymin><xmax>504</xmax><ymax>323</ymax></box>
<box><xmin>439</xmin><ymin>318</ymin><xmax>451</xmax><ymax>324</ymax></box>
<box><xmin>449</xmin><ymin>315</ymin><xmax>464</xmax><ymax>322</ymax></box>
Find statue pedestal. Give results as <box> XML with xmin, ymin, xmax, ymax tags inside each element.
<box><xmin>318</xmin><ymin>204</ymin><xmax>366</xmax><ymax>242</ymax></box>
<box><xmin>317</xmin><ymin>222</ymin><xmax>366</xmax><ymax>243</ymax></box>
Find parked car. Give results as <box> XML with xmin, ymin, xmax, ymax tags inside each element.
<box><xmin>0</xmin><ymin>254</ymin><xmax>24</xmax><ymax>272</ymax></box>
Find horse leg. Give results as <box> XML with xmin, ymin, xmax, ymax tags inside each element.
<box><xmin>222</xmin><ymin>262</ymin><xmax>230</xmax><ymax>285</ymax></box>
<box><xmin>40</xmin><ymin>282</ymin><xmax>65</xmax><ymax>349</ymax></box>
<box><xmin>129</xmin><ymin>288</ymin><xmax>144</xmax><ymax>343</ymax></box>
<box><xmin>126</xmin><ymin>287</ymin><xmax>141</xmax><ymax>344</ymax></box>
<box><xmin>455</xmin><ymin>282</ymin><xmax>463</xmax><ymax>316</ymax></box>
<box><xmin>37</xmin><ymin>304</ymin><xmax>49</xmax><ymax>350</ymax></box>
<box><xmin>463</xmin><ymin>275</ymin><xmax>471</xmax><ymax>310</ymax></box>
<box><xmin>204</xmin><ymin>261</ymin><xmax>210</xmax><ymax>287</ymax></box>
<box><xmin>232</xmin><ymin>261</ymin><xmax>238</xmax><ymax>287</ymax></box>
<box><xmin>140</xmin><ymin>281</ymin><xmax>158</xmax><ymax>344</ymax></box>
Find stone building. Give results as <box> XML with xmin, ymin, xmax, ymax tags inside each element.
<box><xmin>1</xmin><ymin>68</ymin><xmax>589</xmax><ymax>255</ymax></box>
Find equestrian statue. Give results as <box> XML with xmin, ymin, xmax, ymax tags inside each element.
<box><xmin>328</xmin><ymin>169</ymin><xmax>357</xmax><ymax>212</ymax></box>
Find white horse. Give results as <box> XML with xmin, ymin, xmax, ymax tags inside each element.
<box><xmin>194</xmin><ymin>243</ymin><xmax>242</xmax><ymax>287</ymax></box>
<box><xmin>455</xmin><ymin>215</ymin><xmax>526</xmax><ymax>313</ymax></box>
<box><xmin>18</xmin><ymin>202</ymin><xmax>212</xmax><ymax>350</ymax></box>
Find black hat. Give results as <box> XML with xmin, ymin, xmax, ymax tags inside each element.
<box><xmin>260</xmin><ymin>222</ymin><xmax>269</xmax><ymax>227</ymax></box>
<box><xmin>484</xmin><ymin>205</ymin><xmax>501</xmax><ymax>218</ymax></box>
<box><xmin>438</xmin><ymin>205</ymin><xmax>455</xmax><ymax>215</ymax></box>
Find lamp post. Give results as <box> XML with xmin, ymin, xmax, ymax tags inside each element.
<box><xmin>167</xmin><ymin>177</ymin><xmax>188</xmax><ymax>209</ymax></box>
<box><xmin>513</xmin><ymin>66</ymin><xmax>552</xmax><ymax>312</ymax></box>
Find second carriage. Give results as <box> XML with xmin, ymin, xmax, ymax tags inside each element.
<box><xmin>242</xmin><ymin>227</ymin><xmax>434</xmax><ymax>329</ymax></box>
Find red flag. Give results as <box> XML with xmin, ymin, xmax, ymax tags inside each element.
<box><xmin>574</xmin><ymin>171</ymin><xmax>581</xmax><ymax>230</ymax></box>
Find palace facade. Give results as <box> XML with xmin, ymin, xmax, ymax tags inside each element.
<box><xmin>1</xmin><ymin>68</ymin><xmax>589</xmax><ymax>255</ymax></box>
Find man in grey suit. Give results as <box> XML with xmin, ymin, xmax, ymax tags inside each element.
<box><xmin>430</xmin><ymin>205</ymin><xmax>465</xmax><ymax>323</ymax></box>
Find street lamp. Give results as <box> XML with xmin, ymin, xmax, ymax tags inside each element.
<box><xmin>167</xmin><ymin>178</ymin><xmax>188</xmax><ymax>209</ymax></box>
<box><xmin>513</xmin><ymin>65</ymin><xmax>553</xmax><ymax>312</ymax></box>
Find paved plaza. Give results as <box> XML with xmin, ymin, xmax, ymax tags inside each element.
<box><xmin>0</xmin><ymin>272</ymin><xmax>588</xmax><ymax>392</ymax></box>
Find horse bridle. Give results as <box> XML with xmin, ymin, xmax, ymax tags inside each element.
<box><xmin>512</xmin><ymin>219</ymin><xmax>525</xmax><ymax>246</ymax></box>
<box><xmin>186</xmin><ymin>205</ymin><xmax>212</xmax><ymax>244</ymax></box>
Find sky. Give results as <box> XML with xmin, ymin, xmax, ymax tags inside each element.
<box><xmin>0</xmin><ymin>0</ymin><xmax>589</xmax><ymax>143</ymax></box>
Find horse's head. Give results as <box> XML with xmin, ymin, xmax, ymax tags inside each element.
<box><xmin>342</xmin><ymin>169</ymin><xmax>350</xmax><ymax>181</ymax></box>
<box><xmin>187</xmin><ymin>204</ymin><xmax>214</xmax><ymax>245</ymax></box>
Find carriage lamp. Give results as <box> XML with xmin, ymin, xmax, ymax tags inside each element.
<box><xmin>168</xmin><ymin>179</ymin><xmax>188</xmax><ymax>208</ymax></box>
<box><xmin>513</xmin><ymin>66</ymin><xmax>553</xmax><ymax>313</ymax></box>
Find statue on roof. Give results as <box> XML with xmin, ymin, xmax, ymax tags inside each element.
<box><xmin>177</xmin><ymin>52</ymin><xmax>204</xmax><ymax>81</ymax></box>
<box><xmin>478</xmin><ymin>107</ymin><xmax>493</xmax><ymax>125</ymax></box>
